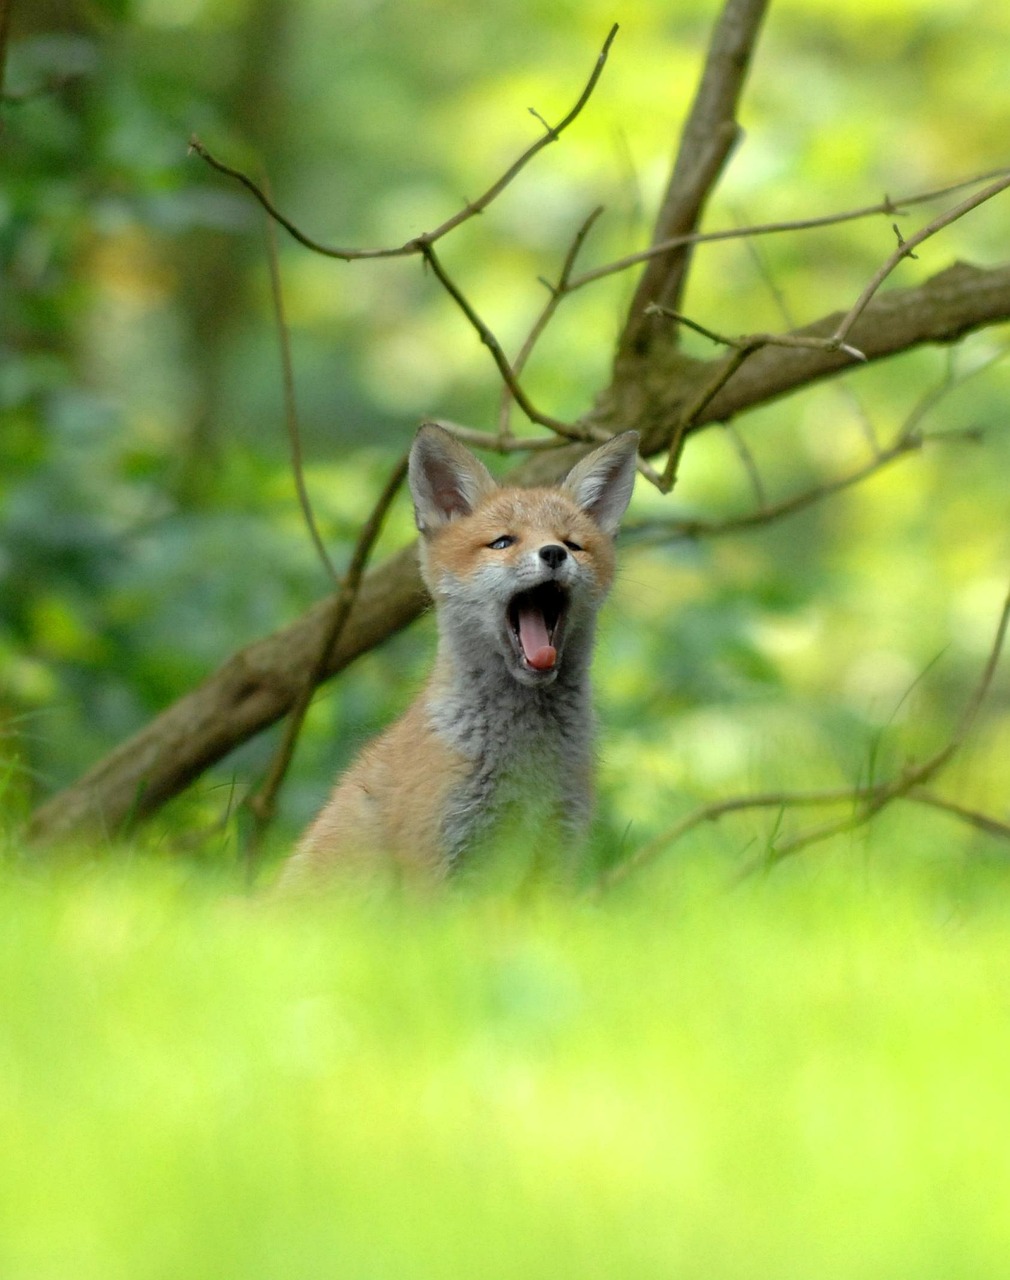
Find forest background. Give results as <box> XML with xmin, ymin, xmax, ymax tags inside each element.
<box><xmin>7</xmin><ymin>3</ymin><xmax>1010</xmax><ymax>1276</ymax></box>
<box><xmin>3</xmin><ymin>0</ymin><xmax>1010</xmax><ymax>877</ymax></box>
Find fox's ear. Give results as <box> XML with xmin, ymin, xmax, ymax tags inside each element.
<box><xmin>562</xmin><ymin>431</ymin><xmax>639</xmax><ymax>535</ymax></box>
<box><xmin>409</xmin><ymin>424</ymin><xmax>498</xmax><ymax>533</ymax></box>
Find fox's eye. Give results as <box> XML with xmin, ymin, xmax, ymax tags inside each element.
<box><xmin>488</xmin><ymin>535</ymin><xmax>516</xmax><ymax>550</ymax></box>
<box><xmin>563</xmin><ymin>539</ymin><xmax>583</xmax><ymax>553</ymax></box>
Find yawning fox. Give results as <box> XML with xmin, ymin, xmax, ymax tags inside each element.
<box><xmin>280</xmin><ymin>424</ymin><xmax>638</xmax><ymax>885</ymax></box>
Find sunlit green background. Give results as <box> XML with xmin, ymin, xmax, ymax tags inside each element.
<box><xmin>4</xmin><ymin>2</ymin><xmax>1010</xmax><ymax>1272</ymax></box>
<box><xmin>4</xmin><ymin>0</ymin><xmax>1009</xmax><ymax>861</ymax></box>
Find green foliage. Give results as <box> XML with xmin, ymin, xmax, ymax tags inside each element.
<box><xmin>2</xmin><ymin>846</ymin><xmax>1010</xmax><ymax>1277</ymax></box>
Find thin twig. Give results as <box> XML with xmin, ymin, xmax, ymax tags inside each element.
<box><xmin>598</xmin><ymin>573</ymin><xmax>1010</xmax><ymax>891</ymax></box>
<box><xmin>906</xmin><ymin>789</ymin><xmax>1010</xmax><ymax>844</ymax></box>
<box><xmin>659</xmin><ymin>344</ymin><xmax>753</xmax><ymax>491</ymax></box>
<box><xmin>648</xmin><ymin>305</ymin><xmax>867</xmax><ymax>361</ymax></box>
<box><xmin>646</xmin><ymin>305</ymin><xmax>869</xmax><ymax>492</ymax></box>
<box><xmin>420</xmin><ymin>241</ymin><xmax>590</xmax><ymax>443</ymax></box>
<box><xmin>189</xmin><ymin>25</ymin><xmax>618</xmax><ymax>263</ymax></box>
<box><xmin>741</xmin><ymin>577</ymin><xmax>1010</xmax><ymax>875</ymax></box>
<box><xmin>263</xmin><ymin>189</ymin><xmax>339</xmax><ymax>586</ymax></box>
<box><xmin>497</xmin><ymin>205</ymin><xmax>605</xmax><ymax>438</ymax></box>
<box><xmin>422</xmin><ymin>419</ymin><xmax>572</xmax><ymax>453</ymax></box>
<box><xmin>625</xmin><ymin>432</ymin><xmax>928</xmax><ymax>544</ymax></box>
<box><xmin>567</xmin><ymin>166</ymin><xmax>1010</xmax><ymax>296</ymax></box>
<box><xmin>833</xmin><ymin>171</ymin><xmax>1010</xmax><ymax>346</ymax></box>
<box><xmin>244</xmin><ymin>451</ymin><xmax>411</xmax><ymax>872</ymax></box>
<box><xmin>597</xmin><ymin>786</ymin><xmax>860</xmax><ymax>891</ymax></box>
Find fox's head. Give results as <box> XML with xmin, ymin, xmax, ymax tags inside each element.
<box><xmin>409</xmin><ymin>425</ymin><xmax>638</xmax><ymax>687</ymax></box>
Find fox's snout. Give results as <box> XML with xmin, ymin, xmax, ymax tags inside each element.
<box><xmin>538</xmin><ymin>543</ymin><xmax>568</xmax><ymax>572</ymax></box>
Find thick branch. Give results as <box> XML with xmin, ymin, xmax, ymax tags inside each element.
<box><xmin>606</xmin><ymin>261</ymin><xmax>1010</xmax><ymax>458</ymax></box>
<box><xmin>28</xmin><ymin>259</ymin><xmax>1010</xmax><ymax>842</ymax></box>
<box><xmin>28</xmin><ymin>546</ymin><xmax>426</xmax><ymax>842</ymax></box>
<box><xmin>618</xmin><ymin>0</ymin><xmax>770</xmax><ymax>357</ymax></box>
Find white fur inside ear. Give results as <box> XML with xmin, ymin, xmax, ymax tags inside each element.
<box><xmin>409</xmin><ymin>426</ymin><xmax>497</xmax><ymax>533</ymax></box>
<box><xmin>563</xmin><ymin>432</ymin><xmax>639</xmax><ymax>534</ymax></box>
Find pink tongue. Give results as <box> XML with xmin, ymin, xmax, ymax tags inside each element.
<box><xmin>517</xmin><ymin>604</ymin><xmax>556</xmax><ymax>670</ymax></box>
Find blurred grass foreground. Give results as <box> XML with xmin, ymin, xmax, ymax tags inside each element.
<box><xmin>2</xmin><ymin>848</ymin><xmax>1010</xmax><ymax>1279</ymax></box>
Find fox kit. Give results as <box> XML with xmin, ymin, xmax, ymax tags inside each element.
<box><xmin>280</xmin><ymin>424</ymin><xmax>638</xmax><ymax>886</ymax></box>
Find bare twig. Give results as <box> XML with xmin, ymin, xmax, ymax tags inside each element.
<box><xmin>906</xmin><ymin>789</ymin><xmax>1010</xmax><ymax>844</ymax></box>
<box><xmin>418</xmin><ymin>244</ymin><xmax>669</xmax><ymax>489</ymax></box>
<box><xmin>626</xmin><ymin>425</ymin><xmax>983</xmax><ymax>546</ymax></box>
<box><xmin>739</xmin><ymin>577</ymin><xmax>1010</xmax><ymax>875</ymax></box>
<box><xmin>189</xmin><ymin>25</ymin><xmax>618</xmax><ymax>263</ymax></box>
<box><xmin>263</xmin><ymin>190</ymin><xmax>339</xmax><ymax>586</ymax></box>
<box><xmin>568</xmin><ymin>166</ymin><xmax>1010</xmax><ymax>296</ymax></box>
<box><xmin>244</xmin><ymin>451</ymin><xmax>410</xmax><ymax>867</ymax></box>
<box><xmin>644</xmin><ymin>306</ymin><xmax>867</xmax><ymax>491</ymax></box>
<box><xmin>648</xmin><ymin>305</ymin><xmax>867</xmax><ymax>361</ymax></box>
<box><xmin>420</xmin><ymin>242</ymin><xmax>589</xmax><ymax>443</ymax></box>
<box><xmin>833</xmin><ymin>171</ymin><xmax>1010</xmax><ymax>346</ymax></box>
<box><xmin>635</xmin><ymin>436</ymin><xmax>922</xmax><ymax>542</ymax></box>
<box><xmin>658</xmin><ymin>343</ymin><xmax>755</xmax><ymax>491</ymax></box>
<box><xmin>422</xmin><ymin>419</ymin><xmax>572</xmax><ymax>454</ymax></box>
<box><xmin>497</xmin><ymin>205</ymin><xmax>604</xmax><ymax>438</ymax></box>
<box><xmin>597</xmin><ymin>786</ymin><xmax>859</xmax><ymax>891</ymax></box>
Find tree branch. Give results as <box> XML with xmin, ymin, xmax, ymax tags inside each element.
<box><xmin>566</xmin><ymin>166</ymin><xmax>1010</xmax><ymax>296</ymax></box>
<box><xmin>597</xmin><ymin>576</ymin><xmax>1010</xmax><ymax>891</ymax></box>
<box><xmin>606</xmin><ymin>261</ymin><xmax>1010</xmax><ymax>460</ymax></box>
<box><xmin>618</xmin><ymin>0</ymin><xmax>770</xmax><ymax>357</ymax></box>
<box><xmin>28</xmin><ymin>258</ymin><xmax>1010</xmax><ymax>844</ymax></box>
<box><xmin>419</xmin><ymin>242</ymin><xmax>590</xmax><ymax>442</ymax></box>
<box><xmin>243</xmin><ymin>451</ymin><xmax>410</xmax><ymax>867</ymax></box>
<box><xmin>188</xmin><ymin>24</ymin><xmax>618</xmax><ymax>263</ymax></box>
<box><xmin>497</xmin><ymin>205</ymin><xmax>605</xmax><ymax>437</ymax></box>
<box><xmin>833</xmin><ymin>171</ymin><xmax>1010</xmax><ymax>346</ymax></box>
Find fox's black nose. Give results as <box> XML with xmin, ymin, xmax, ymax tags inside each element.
<box><xmin>539</xmin><ymin>544</ymin><xmax>568</xmax><ymax>570</ymax></box>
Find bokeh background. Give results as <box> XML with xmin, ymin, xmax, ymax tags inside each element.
<box><xmin>4</xmin><ymin>0</ymin><xmax>1009</xmax><ymax>865</ymax></box>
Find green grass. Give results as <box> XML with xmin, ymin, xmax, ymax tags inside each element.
<box><xmin>2</xmin><ymin>845</ymin><xmax>1010</xmax><ymax>1279</ymax></box>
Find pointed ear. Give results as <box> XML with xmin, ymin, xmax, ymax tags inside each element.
<box><xmin>409</xmin><ymin>424</ymin><xmax>498</xmax><ymax>534</ymax></box>
<box><xmin>562</xmin><ymin>431</ymin><xmax>639</xmax><ymax>535</ymax></box>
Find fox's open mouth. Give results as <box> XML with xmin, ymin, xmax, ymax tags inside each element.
<box><xmin>507</xmin><ymin>583</ymin><xmax>568</xmax><ymax>674</ymax></box>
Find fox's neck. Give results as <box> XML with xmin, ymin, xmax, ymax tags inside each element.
<box><xmin>425</xmin><ymin>629</ymin><xmax>596</xmax><ymax>867</ymax></box>
<box><xmin>422</xmin><ymin>616</ymin><xmax>593</xmax><ymax>762</ymax></box>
